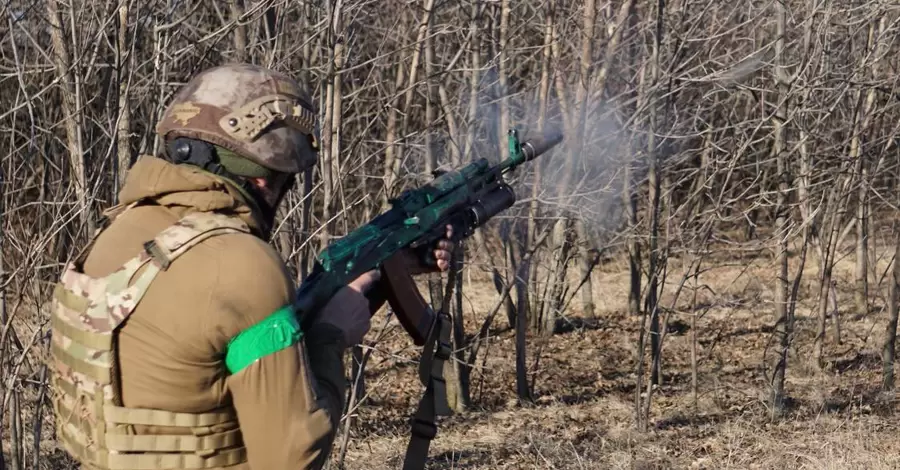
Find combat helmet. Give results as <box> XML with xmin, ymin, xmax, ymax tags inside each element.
<box><xmin>155</xmin><ymin>63</ymin><xmax>319</xmax><ymax>232</ymax></box>
<box><xmin>156</xmin><ymin>63</ymin><xmax>319</xmax><ymax>174</ymax></box>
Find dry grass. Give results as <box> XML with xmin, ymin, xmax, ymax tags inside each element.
<box><xmin>6</xmin><ymin>236</ymin><xmax>900</xmax><ymax>469</ymax></box>
<box><xmin>334</xmin><ymin>236</ymin><xmax>900</xmax><ymax>469</ymax></box>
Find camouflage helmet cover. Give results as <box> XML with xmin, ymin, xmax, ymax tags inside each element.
<box><xmin>156</xmin><ymin>63</ymin><xmax>318</xmax><ymax>174</ymax></box>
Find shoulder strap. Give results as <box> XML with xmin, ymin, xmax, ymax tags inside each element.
<box><xmin>402</xmin><ymin>311</ymin><xmax>453</xmax><ymax>470</ymax></box>
<box><xmin>143</xmin><ymin>211</ymin><xmax>252</xmax><ymax>270</ymax></box>
<box><xmin>88</xmin><ymin>211</ymin><xmax>252</xmax><ymax>334</ymax></box>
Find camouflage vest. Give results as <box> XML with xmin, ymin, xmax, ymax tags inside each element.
<box><xmin>49</xmin><ymin>202</ymin><xmax>253</xmax><ymax>469</ymax></box>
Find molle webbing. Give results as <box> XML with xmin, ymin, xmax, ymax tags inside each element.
<box><xmin>50</xmin><ymin>211</ymin><xmax>252</xmax><ymax>469</ymax></box>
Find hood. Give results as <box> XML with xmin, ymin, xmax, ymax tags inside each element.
<box><xmin>118</xmin><ymin>155</ymin><xmax>268</xmax><ymax>236</ymax></box>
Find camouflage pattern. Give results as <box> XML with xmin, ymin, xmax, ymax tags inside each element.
<box><xmin>155</xmin><ymin>63</ymin><xmax>319</xmax><ymax>174</ymax></box>
<box><xmin>151</xmin><ymin>211</ymin><xmax>252</xmax><ymax>260</ymax></box>
<box><xmin>50</xmin><ymin>210</ymin><xmax>253</xmax><ymax>469</ymax></box>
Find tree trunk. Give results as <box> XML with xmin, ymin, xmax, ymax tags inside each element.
<box><xmin>624</xmin><ymin>146</ymin><xmax>641</xmax><ymax>316</ymax></box>
<box><xmin>9</xmin><ymin>391</ymin><xmax>22</xmax><ymax>470</ymax></box>
<box><xmin>449</xmin><ymin>248</ymin><xmax>471</xmax><ymax>411</ymax></box>
<box><xmin>882</xmin><ymin>229</ymin><xmax>900</xmax><ymax>391</ymax></box>
<box><xmin>855</xmin><ymin>169</ymin><xmax>868</xmax><ymax>314</ymax></box>
<box><xmin>0</xmin><ymin>148</ymin><xmax>5</xmax><ymax>470</ymax></box>
<box><xmin>228</xmin><ymin>0</ymin><xmax>248</xmax><ymax>62</ymax></box>
<box><xmin>624</xmin><ymin>0</ymin><xmax>648</xmax><ymax>320</ymax></box>
<box><xmin>690</xmin><ymin>264</ymin><xmax>700</xmax><ymax>411</ymax></box>
<box><xmin>645</xmin><ymin>0</ymin><xmax>664</xmax><ymax>387</ymax></box>
<box><xmin>575</xmin><ymin>220</ymin><xmax>595</xmax><ymax>317</ymax></box>
<box><xmin>513</xmin><ymin>236</ymin><xmax>531</xmax><ymax>402</ymax></box>
<box><xmin>829</xmin><ymin>280</ymin><xmax>841</xmax><ymax>345</ymax></box>
<box><xmin>497</xmin><ymin>0</ymin><xmax>511</xmax><ymax>157</ymax></box>
<box><xmin>298</xmin><ymin>3</ymin><xmax>316</xmax><ymax>280</ymax></box>
<box><xmin>115</xmin><ymin>3</ymin><xmax>132</xmax><ymax>196</ymax></box>
<box><xmin>47</xmin><ymin>0</ymin><xmax>91</xmax><ymax>235</ymax></box>
<box><xmin>464</xmin><ymin>1</ymin><xmax>482</xmax><ymax>163</ymax></box>
<box><xmin>524</xmin><ymin>0</ymin><xmax>555</xmax><ymax>331</ymax></box>
<box><xmin>770</xmin><ymin>1</ymin><xmax>793</xmax><ymax>417</ymax></box>
<box><xmin>328</xmin><ymin>11</ymin><xmax>346</xmax><ymax>233</ymax></box>
<box><xmin>854</xmin><ymin>15</ymin><xmax>886</xmax><ymax>316</ymax></box>
<box><xmin>543</xmin><ymin>0</ymin><xmax>575</xmax><ymax>326</ymax></box>
<box><xmin>319</xmin><ymin>1</ymin><xmax>344</xmax><ymax>247</ymax></box>
<box><xmin>545</xmin><ymin>218</ymin><xmax>570</xmax><ymax>334</ymax></box>
<box><xmin>383</xmin><ymin>0</ymin><xmax>435</xmax><ymax>208</ymax></box>
<box><xmin>424</xmin><ymin>2</ymin><xmax>437</xmax><ymax>175</ymax></box>
<box><xmin>813</xmin><ymin>212</ymin><xmax>837</xmax><ymax>370</ymax></box>
<box><xmin>382</xmin><ymin>40</ymin><xmax>406</xmax><ymax>210</ymax></box>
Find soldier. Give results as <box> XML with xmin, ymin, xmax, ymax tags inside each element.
<box><xmin>47</xmin><ymin>63</ymin><xmax>454</xmax><ymax>469</ymax></box>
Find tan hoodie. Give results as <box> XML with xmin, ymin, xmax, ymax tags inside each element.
<box><xmin>80</xmin><ymin>155</ymin><xmax>345</xmax><ymax>469</ymax></box>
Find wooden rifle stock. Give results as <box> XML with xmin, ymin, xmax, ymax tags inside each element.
<box><xmin>364</xmin><ymin>252</ymin><xmax>435</xmax><ymax>346</ymax></box>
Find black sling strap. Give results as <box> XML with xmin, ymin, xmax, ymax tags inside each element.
<box><xmin>402</xmin><ymin>310</ymin><xmax>453</xmax><ymax>470</ymax></box>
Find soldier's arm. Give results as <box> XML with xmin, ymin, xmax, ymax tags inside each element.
<box><xmin>213</xmin><ymin>237</ymin><xmax>346</xmax><ymax>469</ymax></box>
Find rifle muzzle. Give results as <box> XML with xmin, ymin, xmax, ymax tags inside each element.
<box><xmin>521</xmin><ymin>130</ymin><xmax>564</xmax><ymax>162</ymax></box>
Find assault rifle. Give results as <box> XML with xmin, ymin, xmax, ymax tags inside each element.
<box><xmin>293</xmin><ymin>127</ymin><xmax>563</xmax><ymax>470</ymax></box>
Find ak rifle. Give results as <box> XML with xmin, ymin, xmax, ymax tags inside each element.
<box><xmin>293</xmin><ymin>127</ymin><xmax>564</xmax><ymax>343</ymax></box>
<box><xmin>292</xmin><ymin>127</ymin><xmax>563</xmax><ymax>470</ymax></box>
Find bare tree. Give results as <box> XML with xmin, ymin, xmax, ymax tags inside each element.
<box><xmin>882</xmin><ymin>226</ymin><xmax>900</xmax><ymax>391</ymax></box>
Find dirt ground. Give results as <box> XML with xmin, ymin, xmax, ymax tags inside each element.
<box><xmin>334</xmin><ymin>240</ymin><xmax>900</xmax><ymax>470</ymax></box>
<box><xmin>8</xmin><ymin>237</ymin><xmax>900</xmax><ymax>470</ymax></box>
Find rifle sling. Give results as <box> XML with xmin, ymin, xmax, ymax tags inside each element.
<box><xmin>402</xmin><ymin>310</ymin><xmax>452</xmax><ymax>470</ymax></box>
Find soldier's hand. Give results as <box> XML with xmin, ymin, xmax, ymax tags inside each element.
<box><xmin>404</xmin><ymin>224</ymin><xmax>455</xmax><ymax>275</ymax></box>
<box><xmin>432</xmin><ymin>224</ymin><xmax>454</xmax><ymax>271</ymax></box>
<box><xmin>315</xmin><ymin>270</ymin><xmax>380</xmax><ymax>347</ymax></box>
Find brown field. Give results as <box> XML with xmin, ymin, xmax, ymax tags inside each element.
<box><xmin>333</xmin><ymin>237</ymin><xmax>900</xmax><ymax>470</ymax></box>
<box><xmin>5</xmin><ymin>235</ymin><xmax>900</xmax><ymax>470</ymax></box>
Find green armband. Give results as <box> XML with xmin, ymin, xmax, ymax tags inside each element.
<box><xmin>224</xmin><ymin>304</ymin><xmax>303</xmax><ymax>375</ymax></box>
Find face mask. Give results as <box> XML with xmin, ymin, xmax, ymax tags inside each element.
<box><xmin>166</xmin><ymin>137</ymin><xmax>294</xmax><ymax>239</ymax></box>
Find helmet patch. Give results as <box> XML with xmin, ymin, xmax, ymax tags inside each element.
<box><xmin>171</xmin><ymin>102</ymin><xmax>202</xmax><ymax>126</ymax></box>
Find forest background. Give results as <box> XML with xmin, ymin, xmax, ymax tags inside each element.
<box><xmin>4</xmin><ymin>0</ymin><xmax>900</xmax><ymax>468</ymax></box>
